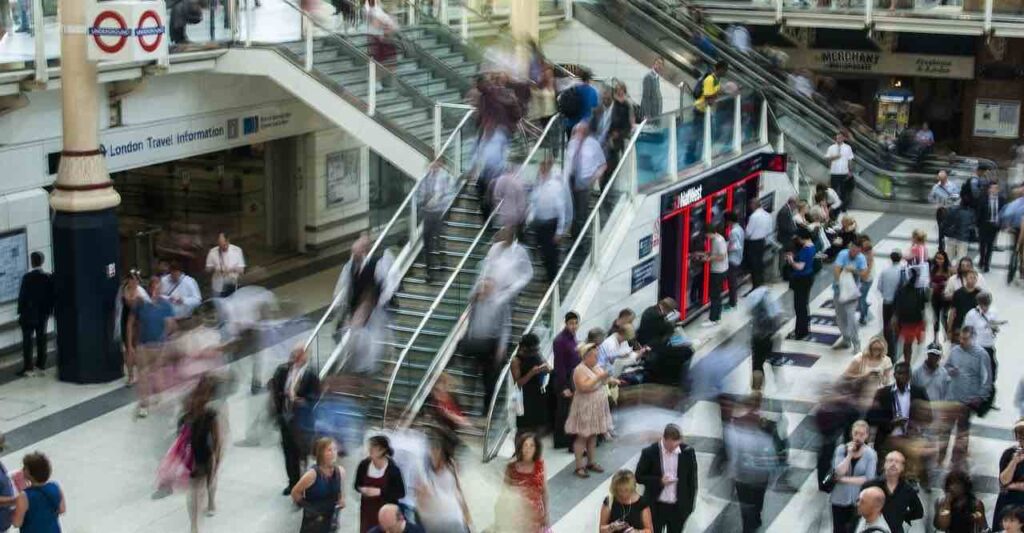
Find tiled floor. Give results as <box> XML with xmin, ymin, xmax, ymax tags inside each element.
<box><xmin>1</xmin><ymin>210</ymin><xmax>1021</xmax><ymax>532</ymax></box>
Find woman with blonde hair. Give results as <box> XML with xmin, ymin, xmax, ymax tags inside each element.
<box><xmin>292</xmin><ymin>437</ymin><xmax>345</xmax><ymax>533</ymax></box>
<box><xmin>565</xmin><ymin>343</ymin><xmax>617</xmax><ymax>478</ymax></box>
<box><xmin>843</xmin><ymin>336</ymin><xmax>894</xmax><ymax>411</ymax></box>
<box><xmin>599</xmin><ymin>470</ymin><xmax>653</xmax><ymax>533</ymax></box>
<box><xmin>908</xmin><ymin>229</ymin><xmax>929</xmax><ymax>265</ymax></box>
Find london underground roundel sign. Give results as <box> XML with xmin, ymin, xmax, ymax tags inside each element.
<box><xmin>135</xmin><ymin>10</ymin><xmax>165</xmax><ymax>53</ymax></box>
<box><xmin>88</xmin><ymin>10</ymin><xmax>131</xmax><ymax>54</ymax></box>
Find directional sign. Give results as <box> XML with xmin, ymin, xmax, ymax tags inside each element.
<box><xmin>87</xmin><ymin>2</ymin><xmax>168</xmax><ymax>62</ymax></box>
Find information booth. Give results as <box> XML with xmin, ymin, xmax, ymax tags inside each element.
<box><xmin>658</xmin><ymin>153</ymin><xmax>786</xmax><ymax>321</ymax></box>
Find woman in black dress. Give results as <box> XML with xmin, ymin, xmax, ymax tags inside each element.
<box><xmin>935</xmin><ymin>469</ymin><xmax>988</xmax><ymax>533</ymax></box>
<box><xmin>995</xmin><ymin>422</ymin><xmax>1024</xmax><ymax>530</ymax></box>
<box><xmin>511</xmin><ymin>333</ymin><xmax>550</xmax><ymax>440</ymax></box>
<box><xmin>599</xmin><ymin>470</ymin><xmax>653</xmax><ymax>533</ymax></box>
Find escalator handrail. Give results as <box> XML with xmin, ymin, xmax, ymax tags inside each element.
<box><xmin>304</xmin><ymin>107</ymin><xmax>476</xmax><ymax>375</ymax></box>
<box><xmin>480</xmin><ymin>117</ymin><xmax>649</xmax><ymax>462</ymax></box>
<box><xmin>380</xmin><ymin>113</ymin><xmax>563</xmax><ymax>427</ymax></box>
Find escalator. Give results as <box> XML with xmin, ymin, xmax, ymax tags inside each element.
<box><xmin>573</xmin><ymin>0</ymin><xmax>981</xmax><ymax>209</ymax></box>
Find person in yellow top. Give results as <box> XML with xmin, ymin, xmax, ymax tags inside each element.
<box><xmin>694</xmin><ymin>61</ymin><xmax>728</xmax><ymax>113</ymax></box>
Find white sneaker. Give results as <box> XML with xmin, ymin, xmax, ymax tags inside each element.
<box><xmin>136</xmin><ymin>407</ymin><xmax>149</xmax><ymax>419</ymax></box>
<box><xmin>702</xmin><ymin>320</ymin><xmax>720</xmax><ymax>328</ymax></box>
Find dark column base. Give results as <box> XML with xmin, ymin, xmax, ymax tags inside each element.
<box><xmin>52</xmin><ymin>209</ymin><xmax>122</xmax><ymax>383</ymax></box>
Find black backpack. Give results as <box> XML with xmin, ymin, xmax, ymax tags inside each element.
<box><xmin>557</xmin><ymin>85</ymin><xmax>584</xmax><ymax>121</ymax></box>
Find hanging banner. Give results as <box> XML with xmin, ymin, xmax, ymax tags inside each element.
<box><xmin>87</xmin><ymin>1</ymin><xmax>168</xmax><ymax>62</ymax></box>
<box><xmin>785</xmin><ymin>49</ymin><xmax>975</xmax><ymax>80</ymax></box>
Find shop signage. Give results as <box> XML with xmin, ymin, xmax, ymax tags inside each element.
<box><xmin>631</xmin><ymin>257</ymin><xmax>658</xmax><ymax>294</ymax></box>
<box><xmin>638</xmin><ymin>234</ymin><xmax>653</xmax><ymax>260</ymax></box>
<box><xmin>973</xmin><ymin>99</ymin><xmax>1020</xmax><ymax>139</ymax></box>
<box><xmin>43</xmin><ymin>100</ymin><xmax>329</xmax><ymax>174</ymax></box>
<box><xmin>786</xmin><ymin>49</ymin><xmax>974</xmax><ymax>80</ymax></box>
<box><xmin>661</xmin><ymin>153</ymin><xmax>784</xmax><ymax>214</ymax></box>
<box><xmin>673</xmin><ymin>185</ymin><xmax>703</xmax><ymax>210</ymax></box>
<box><xmin>87</xmin><ymin>2</ymin><xmax>167</xmax><ymax>62</ymax></box>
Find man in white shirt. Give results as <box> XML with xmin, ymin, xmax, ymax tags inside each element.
<box><xmin>160</xmin><ymin>261</ymin><xmax>202</xmax><ymax>318</ymax></box>
<box><xmin>726</xmin><ymin>24</ymin><xmax>751</xmax><ymax>54</ymax></box>
<box><xmin>597</xmin><ymin>324</ymin><xmax>647</xmax><ymax>377</ymax></box>
<box><xmin>565</xmin><ymin>122</ymin><xmax>607</xmax><ymax>237</ymax></box>
<box><xmin>635</xmin><ymin>424</ymin><xmax>698</xmax><ymax>532</ymax></box>
<box><xmin>705</xmin><ymin>224</ymin><xmax>730</xmax><ymax>327</ymax></box>
<box><xmin>962</xmin><ymin>291</ymin><xmax>1001</xmax><ymax>395</ymax></box>
<box><xmin>528</xmin><ymin>153</ymin><xmax>573</xmax><ymax>283</ymax></box>
<box><xmin>725</xmin><ymin>211</ymin><xmax>744</xmax><ymax>309</ymax></box>
<box><xmin>206</xmin><ymin>232</ymin><xmax>246</xmax><ymax>298</ymax></box>
<box><xmin>417</xmin><ymin>160</ymin><xmax>455</xmax><ymax>282</ymax></box>
<box><xmin>744</xmin><ymin>200</ymin><xmax>773</xmax><ymax>290</ymax></box>
<box><xmin>825</xmin><ymin>132</ymin><xmax>856</xmax><ymax>210</ymax></box>
<box><xmin>929</xmin><ymin>170</ymin><xmax>961</xmax><ymax>252</ymax></box>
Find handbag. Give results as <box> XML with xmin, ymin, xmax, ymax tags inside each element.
<box><xmin>512</xmin><ymin>386</ymin><xmax>525</xmax><ymax>417</ymax></box>
<box><xmin>837</xmin><ymin>271</ymin><xmax>859</xmax><ymax>303</ymax></box>
<box><xmin>820</xmin><ymin>468</ymin><xmax>838</xmax><ymax>493</ymax></box>
<box><xmin>156</xmin><ymin>425</ymin><xmax>194</xmax><ymax>491</ymax></box>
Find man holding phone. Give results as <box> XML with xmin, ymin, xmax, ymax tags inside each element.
<box><xmin>635</xmin><ymin>424</ymin><xmax>698</xmax><ymax>533</ymax></box>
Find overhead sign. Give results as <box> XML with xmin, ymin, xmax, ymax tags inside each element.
<box><xmin>87</xmin><ymin>2</ymin><xmax>167</xmax><ymax>62</ymax></box>
<box><xmin>973</xmin><ymin>99</ymin><xmax>1020</xmax><ymax>139</ymax></box>
<box><xmin>786</xmin><ymin>49</ymin><xmax>975</xmax><ymax>80</ymax></box>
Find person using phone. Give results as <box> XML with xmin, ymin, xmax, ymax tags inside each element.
<box><xmin>830</xmin><ymin>421</ymin><xmax>878</xmax><ymax>533</ymax></box>
<box><xmin>635</xmin><ymin>424</ymin><xmax>698</xmax><ymax>532</ymax></box>
<box><xmin>600</xmin><ymin>470</ymin><xmax>653</xmax><ymax>533</ymax></box>
<box><xmin>994</xmin><ymin>421</ymin><xmax>1024</xmax><ymax>529</ymax></box>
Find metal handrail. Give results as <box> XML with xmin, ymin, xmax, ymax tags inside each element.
<box><xmin>303</xmin><ymin>107</ymin><xmax>476</xmax><ymax>375</ymax></box>
<box><xmin>380</xmin><ymin>198</ymin><xmax>504</xmax><ymax>425</ymax></box>
<box><xmin>389</xmin><ymin>113</ymin><xmax>564</xmax><ymax>426</ymax></box>
<box><xmin>480</xmin><ymin>118</ymin><xmax>649</xmax><ymax>461</ymax></box>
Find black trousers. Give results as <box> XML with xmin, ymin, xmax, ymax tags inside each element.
<box><xmin>790</xmin><ymin>276</ymin><xmax>812</xmax><ymax>338</ymax></box>
<box><xmin>278</xmin><ymin>417</ymin><xmax>304</xmax><ymax>487</ymax></box>
<box><xmin>745</xmin><ymin>239</ymin><xmax>766</xmax><ymax>289</ymax></box>
<box><xmin>709</xmin><ymin>271</ymin><xmax>725</xmax><ymax>322</ymax></box>
<box><xmin>726</xmin><ymin>263</ymin><xmax>741</xmax><ymax>306</ymax></box>
<box><xmin>652</xmin><ymin>501</ymin><xmax>687</xmax><ymax>533</ymax></box>
<box><xmin>20</xmin><ymin>322</ymin><xmax>46</xmax><ymax>371</ymax></box>
<box><xmin>830</xmin><ymin>174</ymin><xmax>852</xmax><ymax>212</ymax></box>
<box><xmin>882</xmin><ymin>302</ymin><xmax>897</xmax><ymax>361</ymax></box>
<box><xmin>464</xmin><ymin>337</ymin><xmax>501</xmax><ymax>413</ymax></box>
<box><xmin>831</xmin><ymin>504</ymin><xmax>857</xmax><ymax>533</ymax></box>
<box><xmin>422</xmin><ymin>210</ymin><xmax>444</xmax><ymax>272</ymax></box>
<box><xmin>532</xmin><ymin>218</ymin><xmax>559</xmax><ymax>282</ymax></box>
<box><xmin>751</xmin><ymin>335</ymin><xmax>773</xmax><ymax>375</ymax></box>
<box><xmin>979</xmin><ymin>223</ymin><xmax>998</xmax><ymax>270</ymax></box>
<box><xmin>572</xmin><ymin>188</ymin><xmax>590</xmax><ymax>238</ymax></box>
<box><xmin>553</xmin><ymin>389</ymin><xmax>574</xmax><ymax>449</ymax></box>
<box><xmin>936</xmin><ymin>207</ymin><xmax>947</xmax><ymax>251</ymax></box>
<box><xmin>735</xmin><ymin>482</ymin><xmax>767</xmax><ymax>533</ymax></box>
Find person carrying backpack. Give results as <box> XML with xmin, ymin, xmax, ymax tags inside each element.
<box><xmin>894</xmin><ymin>266</ymin><xmax>928</xmax><ymax>366</ymax></box>
<box><xmin>687</xmin><ymin>61</ymin><xmax>728</xmax><ymax>163</ymax></box>
<box><xmin>559</xmin><ymin>70</ymin><xmax>599</xmax><ymax>143</ymax></box>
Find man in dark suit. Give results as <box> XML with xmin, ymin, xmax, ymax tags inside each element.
<box><xmin>976</xmin><ymin>181</ymin><xmax>1005</xmax><ymax>272</ymax></box>
<box><xmin>270</xmin><ymin>345</ymin><xmax>321</xmax><ymax>494</ymax></box>
<box><xmin>775</xmin><ymin>196</ymin><xmax>799</xmax><ymax>277</ymax></box>
<box><xmin>635</xmin><ymin>423</ymin><xmax>698</xmax><ymax>533</ymax></box>
<box><xmin>17</xmin><ymin>252</ymin><xmax>54</xmax><ymax>377</ymax></box>
<box><xmin>867</xmin><ymin>362</ymin><xmax>931</xmax><ymax>475</ymax></box>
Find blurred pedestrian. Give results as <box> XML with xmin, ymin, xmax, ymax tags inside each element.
<box><xmin>206</xmin><ymin>232</ymin><xmax>245</xmax><ymax>298</ymax></box>
<box><xmin>786</xmin><ymin>228</ymin><xmax>817</xmax><ymax>340</ymax></box>
<box><xmin>725</xmin><ymin>211</ymin><xmax>745</xmax><ymax>309</ymax></box>
<box><xmin>893</xmin><ymin>268</ymin><xmax>927</xmax><ymax>366</ymax></box>
<box><xmin>116</xmin><ymin>271</ymin><xmax>147</xmax><ymax>386</ymax></box>
<box><xmin>182</xmin><ymin>375</ymin><xmax>222</xmax><ymax>533</ymax></box>
<box><xmin>16</xmin><ymin>251</ymin><xmax>54</xmax><ymax>378</ymax></box>
<box><xmin>945</xmin><ymin>325</ymin><xmax>993</xmax><ymax>468</ymax></box>
<box><xmin>560</xmin><ymin>70</ymin><xmax>599</xmax><ymax>142</ymax></box>
<box><xmin>416</xmin><ymin>436</ymin><xmax>472</xmax><ymax>532</ymax></box>
<box><xmin>825</xmin><ymin>131</ymin><xmax>856</xmax><ymax>210</ymax></box>
<box><xmin>511</xmin><ymin>333</ymin><xmax>550</xmax><ymax>438</ymax></box>
<box><xmin>747</xmin><ymin>286</ymin><xmax>782</xmax><ymax>389</ymax></box>
<box><xmin>635</xmin><ymin>423</ymin><xmax>697</xmax><ymax>533</ymax></box>
<box><xmin>603</xmin><ymin>81</ymin><xmax>635</xmax><ymax>188</ymax></box>
<box><xmin>528</xmin><ymin>153</ymin><xmax>572</xmax><ymax>283</ymax></box>
<box><xmin>272</xmin><ymin>346</ymin><xmax>321</xmax><ymax>495</ymax></box>
<box><xmin>496</xmin><ymin>433</ymin><xmax>549</xmax><ymax>532</ymax></box>
<box><xmin>462</xmin><ymin>278</ymin><xmax>512</xmax><ymax>416</ymax></box>
<box><xmin>862</xmin><ymin>451</ymin><xmax>924</xmax><ymax>533</ymax></box>
<box><xmin>844</xmin><ymin>337</ymin><xmax>894</xmax><ymax>412</ymax></box>
<box><xmin>599</xmin><ymin>470</ymin><xmax>654</xmax><ymax>532</ymax></box>
<box><xmin>875</xmin><ymin>249</ymin><xmax>905</xmax><ymax>359</ymax></box>
<box><xmin>368</xmin><ymin>504</ymin><xmax>424</xmax><ymax>533</ymax></box>
<box><xmin>355</xmin><ymin>436</ymin><xmax>406</xmax><ymax>533</ymax></box>
<box><xmin>479</xmin><ymin>228</ymin><xmax>534</xmax><ymax>298</ymax></box>
<box><xmin>492</xmin><ymin>164</ymin><xmax>527</xmax><ymax>238</ymax></box>
<box><xmin>744</xmin><ymin>199</ymin><xmax>773</xmax><ymax>290</ymax></box>
<box><xmin>333</xmin><ymin>235</ymin><xmax>399</xmax><ymax>373</ymax></box>
<box><xmin>934</xmin><ymin>469</ymin><xmax>987</xmax><ymax>532</ymax></box>
<box><xmin>857</xmin><ymin>237</ymin><xmax>876</xmax><ymax>325</ymax></box>
<box><xmin>565</xmin><ymin>121</ymin><xmax>606</xmax><ymax>237</ymax></box>
<box><xmin>292</xmin><ymin>437</ymin><xmax>345</xmax><ymax>533</ymax></box>
<box><xmin>417</xmin><ymin>160</ymin><xmax>454</xmax><ymax>283</ymax></box>
<box><xmin>929</xmin><ymin>171</ymin><xmax>961</xmax><ymax>252</ymax></box>
<box><xmin>566</xmin><ymin>343</ymin><xmax>616</xmax><ymax>478</ymax></box>
<box><xmin>135</xmin><ymin>275</ymin><xmax>177</xmax><ymax>418</ymax></box>
<box><xmin>830</xmin><ymin>420</ymin><xmax>878</xmax><ymax>533</ymax></box>
<box><xmin>552</xmin><ymin>312</ymin><xmax>580</xmax><ymax>450</ymax></box>
<box><xmin>724</xmin><ymin>395</ymin><xmax>778</xmax><ymax>533</ymax></box>
<box><xmin>930</xmin><ymin>251</ymin><xmax>953</xmax><ymax>343</ymax></box>
<box><xmin>833</xmin><ymin>239</ymin><xmax>869</xmax><ymax>353</ymax></box>
<box><xmin>10</xmin><ymin>452</ymin><xmax>64</xmax><ymax>532</ymax></box>
<box><xmin>473</xmin><ymin>126</ymin><xmax>510</xmax><ymax>220</ymax></box>
<box><xmin>641</xmin><ymin>58</ymin><xmax>664</xmax><ymax>121</ymax></box>
<box><xmin>941</xmin><ymin>199</ymin><xmax>976</xmax><ymax>263</ymax></box>
<box><xmin>161</xmin><ymin>261</ymin><xmax>202</xmax><ymax>318</ymax></box>
<box><xmin>854</xmin><ymin>486</ymin><xmax>890</xmax><ymax>532</ymax></box>
<box><xmin>962</xmin><ymin>291</ymin><xmax>1002</xmax><ymax>405</ymax></box>
<box><xmin>816</xmin><ymin>379</ymin><xmax>862</xmax><ymax>491</ymax></box>
<box><xmin>993</xmin><ymin>421</ymin><xmax>1024</xmax><ymax>529</ymax></box>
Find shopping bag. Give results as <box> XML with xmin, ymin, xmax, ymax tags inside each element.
<box><xmin>837</xmin><ymin>271</ymin><xmax>859</xmax><ymax>303</ymax></box>
<box><xmin>156</xmin><ymin>425</ymin><xmax>194</xmax><ymax>491</ymax></box>
<box><xmin>512</xmin><ymin>386</ymin><xmax>525</xmax><ymax>417</ymax></box>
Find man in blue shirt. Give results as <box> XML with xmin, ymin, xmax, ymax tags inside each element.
<box><xmin>562</xmin><ymin>70</ymin><xmax>599</xmax><ymax>142</ymax></box>
<box><xmin>785</xmin><ymin>228</ymin><xmax>817</xmax><ymax>340</ymax></box>
<box><xmin>832</xmin><ymin>240</ymin><xmax>868</xmax><ymax>353</ymax></box>
<box><xmin>135</xmin><ymin>276</ymin><xmax>176</xmax><ymax>418</ymax></box>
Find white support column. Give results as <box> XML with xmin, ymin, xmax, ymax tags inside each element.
<box><xmin>759</xmin><ymin>99</ymin><xmax>769</xmax><ymax>145</ymax></box>
<box><xmin>733</xmin><ymin>96</ymin><xmax>742</xmax><ymax>154</ymax></box>
<box><xmin>702</xmin><ymin>107</ymin><xmax>713</xmax><ymax>165</ymax></box>
<box><xmin>775</xmin><ymin>0</ymin><xmax>783</xmax><ymax>23</ymax></box>
<box><xmin>984</xmin><ymin>0</ymin><xmax>993</xmax><ymax>34</ymax></box>
<box><xmin>368</xmin><ymin>63</ymin><xmax>377</xmax><ymax>116</ymax></box>
<box><xmin>304</xmin><ymin>18</ymin><xmax>314</xmax><ymax>71</ymax></box>
<box><xmin>668</xmin><ymin>115</ymin><xmax>678</xmax><ymax>178</ymax></box>
<box><xmin>32</xmin><ymin>0</ymin><xmax>46</xmax><ymax>83</ymax></box>
<box><xmin>433</xmin><ymin>105</ymin><xmax>443</xmax><ymax>157</ymax></box>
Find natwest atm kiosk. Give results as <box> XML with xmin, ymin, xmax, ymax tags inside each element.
<box><xmin>658</xmin><ymin>153</ymin><xmax>786</xmax><ymax>321</ymax></box>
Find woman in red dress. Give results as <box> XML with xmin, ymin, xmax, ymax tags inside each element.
<box><xmin>497</xmin><ymin>433</ymin><xmax>549</xmax><ymax>532</ymax></box>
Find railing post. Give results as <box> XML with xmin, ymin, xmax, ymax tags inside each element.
<box><xmin>409</xmin><ymin>196</ymin><xmax>419</xmax><ymax>243</ymax></box>
<box><xmin>702</xmin><ymin>106</ymin><xmax>712</xmax><ymax>165</ymax></box>
<box><xmin>984</xmin><ymin>0</ymin><xmax>993</xmax><ymax>33</ymax></box>
<box><xmin>775</xmin><ymin>0</ymin><xmax>783</xmax><ymax>23</ymax></box>
<box><xmin>433</xmin><ymin>104</ymin><xmax>443</xmax><ymax>157</ymax></box>
<box><xmin>245</xmin><ymin>0</ymin><xmax>253</xmax><ymax>47</ymax></box>
<box><xmin>229</xmin><ymin>0</ymin><xmax>238</xmax><ymax>41</ymax></box>
<box><xmin>668</xmin><ymin>115</ymin><xmax>678</xmax><ymax>178</ymax></box>
<box><xmin>628</xmin><ymin>138</ymin><xmax>639</xmax><ymax>200</ymax></box>
<box><xmin>455</xmin><ymin>130</ymin><xmax>463</xmax><ymax>176</ymax></box>
<box><xmin>551</xmin><ymin>285</ymin><xmax>560</xmax><ymax>335</ymax></box>
<box><xmin>32</xmin><ymin>0</ymin><xmax>46</xmax><ymax>83</ymax></box>
<box><xmin>409</xmin><ymin>0</ymin><xmax>418</xmax><ymax>25</ymax></box>
<box><xmin>564</xmin><ymin>0</ymin><xmax>573</xmax><ymax>20</ymax></box>
<box><xmin>304</xmin><ymin>18</ymin><xmax>314</xmax><ymax>71</ymax></box>
<box><xmin>776</xmin><ymin>132</ymin><xmax>785</xmax><ymax>153</ymax></box>
<box><xmin>461</xmin><ymin>7</ymin><xmax>469</xmax><ymax>39</ymax></box>
<box><xmin>759</xmin><ymin>99</ymin><xmax>769</xmax><ymax>145</ymax></box>
<box><xmin>589</xmin><ymin>210</ymin><xmax>601</xmax><ymax>267</ymax></box>
<box><xmin>865</xmin><ymin>0</ymin><xmax>873</xmax><ymax>27</ymax></box>
<box><xmin>733</xmin><ymin>96</ymin><xmax>742</xmax><ymax>155</ymax></box>
<box><xmin>440</xmin><ymin>0</ymin><xmax>449</xmax><ymax>23</ymax></box>
<box><xmin>792</xmin><ymin>161</ymin><xmax>801</xmax><ymax>194</ymax></box>
<box><xmin>368</xmin><ymin>63</ymin><xmax>377</xmax><ymax>116</ymax></box>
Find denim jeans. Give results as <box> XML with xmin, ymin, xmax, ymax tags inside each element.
<box><xmin>857</xmin><ymin>279</ymin><xmax>872</xmax><ymax>323</ymax></box>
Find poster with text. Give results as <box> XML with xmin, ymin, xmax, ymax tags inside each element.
<box><xmin>326</xmin><ymin>148</ymin><xmax>361</xmax><ymax>208</ymax></box>
<box><xmin>0</xmin><ymin>229</ymin><xmax>28</xmax><ymax>304</ymax></box>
